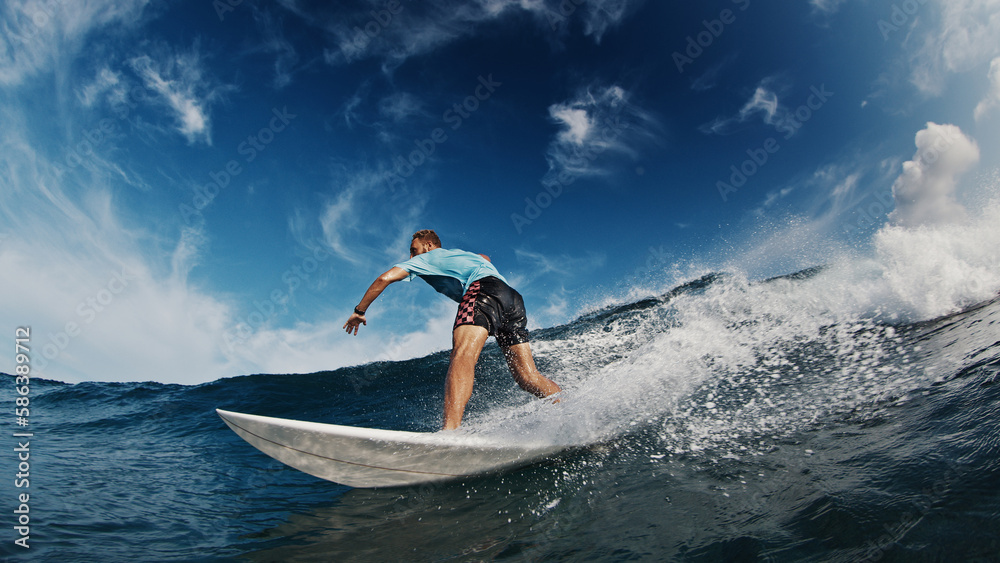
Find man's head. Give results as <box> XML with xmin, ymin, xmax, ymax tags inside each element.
<box><xmin>410</xmin><ymin>229</ymin><xmax>441</xmax><ymax>257</ymax></box>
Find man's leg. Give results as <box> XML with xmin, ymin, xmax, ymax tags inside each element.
<box><xmin>443</xmin><ymin>324</ymin><xmax>489</xmax><ymax>430</ymax></box>
<box><xmin>503</xmin><ymin>342</ymin><xmax>561</xmax><ymax>399</ymax></box>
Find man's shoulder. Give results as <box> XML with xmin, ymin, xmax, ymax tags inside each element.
<box><xmin>398</xmin><ymin>248</ymin><xmax>485</xmax><ymax>271</ymax></box>
<box><xmin>427</xmin><ymin>247</ymin><xmax>478</xmax><ymax>260</ymax></box>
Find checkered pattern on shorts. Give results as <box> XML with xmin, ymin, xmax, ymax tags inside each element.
<box><xmin>453</xmin><ymin>280</ymin><xmax>481</xmax><ymax>329</ymax></box>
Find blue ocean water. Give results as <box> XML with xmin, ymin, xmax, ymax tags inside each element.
<box><xmin>3</xmin><ymin>258</ymin><xmax>1000</xmax><ymax>561</ymax></box>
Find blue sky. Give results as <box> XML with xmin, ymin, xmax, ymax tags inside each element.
<box><xmin>2</xmin><ymin>0</ymin><xmax>998</xmax><ymax>384</ymax></box>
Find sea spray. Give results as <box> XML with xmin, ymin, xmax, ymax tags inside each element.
<box><xmin>468</xmin><ymin>191</ymin><xmax>1000</xmax><ymax>455</ymax></box>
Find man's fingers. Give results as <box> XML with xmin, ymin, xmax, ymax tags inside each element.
<box><xmin>343</xmin><ymin>315</ymin><xmax>366</xmax><ymax>336</ymax></box>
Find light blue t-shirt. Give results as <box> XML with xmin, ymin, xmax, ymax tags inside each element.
<box><xmin>394</xmin><ymin>248</ymin><xmax>507</xmax><ymax>302</ymax></box>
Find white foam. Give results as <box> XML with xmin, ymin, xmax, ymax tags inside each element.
<box><xmin>476</xmin><ymin>182</ymin><xmax>1000</xmax><ymax>454</ymax></box>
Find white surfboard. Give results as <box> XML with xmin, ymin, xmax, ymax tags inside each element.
<box><xmin>217</xmin><ymin>409</ymin><xmax>568</xmax><ymax>488</ymax></box>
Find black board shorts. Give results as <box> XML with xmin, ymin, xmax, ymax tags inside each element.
<box><xmin>453</xmin><ymin>276</ymin><xmax>530</xmax><ymax>347</ymax></box>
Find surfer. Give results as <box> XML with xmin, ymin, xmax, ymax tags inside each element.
<box><xmin>344</xmin><ymin>229</ymin><xmax>561</xmax><ymax>430</ymax></box>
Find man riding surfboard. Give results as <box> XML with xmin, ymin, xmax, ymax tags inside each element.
<box><xmin>344</xmin><ymin>229</ymin><xmax>561</xmax><ymax>429</ymax></box>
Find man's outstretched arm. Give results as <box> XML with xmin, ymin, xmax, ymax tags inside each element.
<box><xmin>343</xmin><ymin>267</ymin><xmax>409</xmax><ymax>335</ymax></box>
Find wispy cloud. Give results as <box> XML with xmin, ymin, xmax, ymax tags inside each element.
<box><xmin>809</xmin><ymin>0</ymin><xmax>848</xmax><ymax>15</ymax></box>
<box><xmin>690</xmin><ymin>55</ymin><xmax>736</xmax><ymax>92</ymax></box>
<box><xmin>543</xmin><ymin>83</ymin><xmax>658</xmax><ymax>187</ymax></box>
<box><xmin>0</xmin><ymin>107</ymin><xmax>240</xmax><ymax>384</ymax></box>
<box><xmin>378</xmin><ymin>91</ymin><xmax>427</xmax><ymax>122</ymax></box>
<box><xmin>564</xmin><ymin>0</ymin><xmax>645</xmax><ymax>43</ymax></box>
<box><xmin>333</xmin><ymin>83</ymin><xmax>429</xmax><ymax>146</ymax></box>
<box><xmin>700</xmin><ymin>77</ymin><xmax>793</xmax><ymax>135</ymax></box>
<box><xmin>909</xmin><ymin>0</ymin><xmax>1000</xmax><ymax>95</ymax></box>
<box><xmin>511</xmin><ymin>248</ymin><xmax>606</xmax><ymax>326</ymax></box>
<box><xmin>0</xmin><ymin>0</ymin><xmax>149</xmax><ymax>86</ymax></box>
<box><xmin>0</xmin><ymin>108</ymin><xmax>445</xmax><ymax>384</ymax></box>
<box><xmin>337</xmin><ymin>82</ymin><xmax>372</xmax><ymax>130</ymax></box>
<box><xmin>747</xmin><ymin>152</ymin><xmax>892</xmax><ymax>241</ymax></box>
<box><xmin>514</xmin><ymin>248</ymin><xmax>606</xmax><ymax>281</ymax></box>
<box><xmin>77</xmin><ymin>67</ymin><xmax>122</xmax><ymax>107</ymax></box>
<box><xmin>313</xmin><ymin>162</ymin><xmax>428</xmax><ymax>266</ymax></box>
<box><xmin>283</xmin><ymin>0</ymin><xmax>642</xmax><ymax>70</ymax></box>
<box><xmin>128</xmin><ymin>43</ymin><xmax>233</xmax><ymax>145</ymax></box>
<box><xmin>739</xmin><ymin>85</ymin><xmax>782</xmax><ymax>124</ymax></box>
<box><xmin>319</xmin><ymin>183</ymin><xmax>366</xmax><ymax>265</ymax></box>
<box><xmin>250</xmin><ymin>7</ymin><xmax>300</xmax><ymax>89</ymax></box>
<box><xmin>974</xmin><ymin>57</ymin><xmax>1000</xmax><ymax>121</ymax></box>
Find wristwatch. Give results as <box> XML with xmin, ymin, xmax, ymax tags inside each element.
<box><xmin>354</xmin><ymin>307</ymin><xmax>366</xmax><ymax>316</ymax></box>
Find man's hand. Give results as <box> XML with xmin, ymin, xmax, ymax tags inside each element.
<box><xmin>344</xmin><ymin>312</ymin><xmax>366</xmax><ymax>335</ymax></box>
<box><xmin>343</xmin><ymin>267</ymin><xmax>407</xmax><ymax>337</ymax></box>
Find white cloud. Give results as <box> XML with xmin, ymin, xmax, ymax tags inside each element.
<box><xmin>128</xmin><ymin>44</ymin><xmax>232</xmax><ymax>145</ymax></box>
<box><xmin>251</xmin><ymin>8</ymin><xmax>300</xmax><ymax>89</ymax></box>
<box><xmin>293</xmin><ymin>0</ymin><xmax>641</xmax><ymax>69</ymax></box>
<box><xmin>515</xmin><ymin>248</ymin><xmax>597</xmax><ymax>278</ymax></box>
<box><xmin>700</xmin><ymin>78</ymin><xmax>796</xmax><ymax>135</ymax></box>
<box><xmin>690</xmin><ymin>55</ymin><xmax>736</xmax><ymax>92</ymax></box>
<box><xmin>974</xmin><ymin>57</ymin><xmax>1000</xmax><ymax>121</ymax></box>
<box><xmin>77</xmin><ymin>67</ymin><xmax>122</xmax><ymax>107</ymax></box>
<box><xmin>551</xmin><ymin>106</ymin><xmax>592</xmax><ymax>145</ymax></box>
<box><xmin>309</xmin><ymin>161</ymin><xmax>431</xmax><ymax>270</ymax></box>
<box><xmin>760</xmin><ymin>185</ymin><xmax>796</xmax><ymax>209</ymax></box>
<box><xmin>0</xmin><ymin>112</ymin><xmax>237</xmax><ymax>384</ymax></box>
<box><xmin>378</xmin><ymin>91</ymin><xmax>426</xmax><ymax>122</ymax></box>
<box><xmin>511</xmin><ymin>248</ymin><xmax>606</xmax><ymax>327</ymax></box>
<box><xmin>340</xmin><ymin>91</ymin><xmax>365</xmax><ymax>129</ymax></box>
<box><xmin>739</xmin><ymin>86</ymin><xmax>781</xmax><ymax>124</ymax></box>
<box><xmin>225</xmin><ymin>296</ymin><xmax>456</xmax><ymax>377</ymax></box>
<box><xmin>571</xmin><ymin>0</ymin><xmax>642</xmax><ymax>43</ymax></box>
<box><xmin>320</xmin><ymin>185</ymin><xmax>366</xmax><ymax>265</ymax></box>
<box><xmin>910</xmin><ymin>0</ymin><xmax>1000</xmax><ymax>95</ymax></box>
<box><xmin>0</xmin><ymin>114</ymin><xmax>449</xmax><ymax>384</ymax></box>
<box><xmin>810</xmin><ymin>0</ymin><xmax>847</xmax><ymax>14</ymax></box>
<box><xmin>830</xmin><ymin>172</ymin><xmax>861</xmax><ymax>199</ymax></box>
<box><xmin>543</xmin><ymin>83</ymin><xmax>657</xmax><ymax>186</ymax></box>
<box><xmin>169</xmin><ymin>226</ymin><xmax>208</xmax><ymax>286</ymax></box>
<box><xmin>889</xmin><ymin>123</ymin><xmax>980</xmax><ymax>227</ymax></box>
<box><xmin>0</xmin><ymin>0</ymin><xmax>149</xmax><ymax>86</ymax></box>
